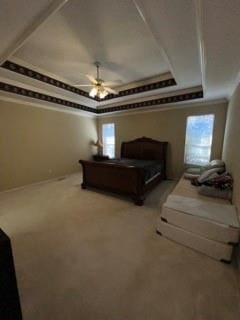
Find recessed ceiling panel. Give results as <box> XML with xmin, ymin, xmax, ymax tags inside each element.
<box><xmin>134</xmin><ymin>0</ymin><xmax>202</xmax><ymax>87</ymax></box>
<box><xmin>14</xmin><ymin>0</ymin><xmax>170</xmax><ymax>87</ymax></box>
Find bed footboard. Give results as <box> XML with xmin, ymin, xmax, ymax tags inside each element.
<box><xmin>79</xmin><ymin>160</ymin><xmax>147</xmax><ymax>205</ymax></box>
<box><xmin>79</xmin><ymin>137</ymin><xmax>167</xmax><ymax>205</ymax></box>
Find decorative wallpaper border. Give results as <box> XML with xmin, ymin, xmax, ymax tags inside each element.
<box><xmin>1</xmin><ymin>61</ymin><xmax>176</xmax><ymax>102</ymax></box>
<box><xmin>0</xmin><ymin>80</ymin><xmax>203</xmax><ymax>115</ymax></box>
<box><xmin>98</xmin><ymin>91</ymin><xmax>204</xmax><ymax>114</ymax></box>
<box><xmin>0</xmin><ymin>81</ymin><xmax>97</xmax><ymax>113</ymax></box>
<box><xmin>100</xmin><ymin>78</ymin><xmax>177</xmax><ymax>101</ymax></box>
<box><xmin>1</xmin><ymin>60</ymin><xmax>96</xmax><ymax>101</ymax></box>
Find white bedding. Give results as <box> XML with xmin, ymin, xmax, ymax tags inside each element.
<box><xmin>164</xmin><ymin>195</ymin><xmax>239</xmax><ymax>228</ymax></box>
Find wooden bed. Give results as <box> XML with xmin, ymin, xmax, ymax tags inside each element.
<box><xmin>79</xmin><ymin>137</ymin><xmax>168</xmax><ymax>205</ymax></box>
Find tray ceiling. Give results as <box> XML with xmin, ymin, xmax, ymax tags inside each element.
<box><xmin>0</xmin><ymin>0</ymin><xmax>240</xmax><ymax>115</ymax></box>
<box><xmin>14</xmin><ymin>0</ymin><xmax>169</xmax><ymax>86</ymax></box>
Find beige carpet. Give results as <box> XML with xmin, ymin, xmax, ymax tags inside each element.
<box><xmin>0</xmin><ymin>173</ymin><xmax>239</xmax><ymax>320</ymax></box>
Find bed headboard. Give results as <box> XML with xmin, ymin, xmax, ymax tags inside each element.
<box><xmin>121</xmin><ymin>137</ymin><xmax>168</xmax><ymax>176</ymax></box>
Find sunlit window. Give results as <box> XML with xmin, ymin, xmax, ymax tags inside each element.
<box><xmin>184</xmin><ymin>114</ymin><xmax>215</xmax><ymax>166</ymax></box>
<box><xmin>102</xmin><ymin>123</ymin><xmax>115</xmax><ymax>158</ymax></box>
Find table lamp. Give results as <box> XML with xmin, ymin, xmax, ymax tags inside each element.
<box><xmin>94</xmin><ymin>139</ymin><xmax>103</xmax><ymax>155</ymax></box>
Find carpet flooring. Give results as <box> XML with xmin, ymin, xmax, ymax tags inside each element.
<box><xmin>0</xmin><ymin>173</ymin><xmax>239</xmax><ymax>320</ymax></box>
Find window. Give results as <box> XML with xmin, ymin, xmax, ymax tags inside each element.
<box><xmin>102</xmin><ymin>123</ymin><xmax>115</xmax><ymax>158</ymax></box>
<box><xmin>184</xmin><ymin>114</ymin><xmax>215</xmax><ymax>166</ymax></box>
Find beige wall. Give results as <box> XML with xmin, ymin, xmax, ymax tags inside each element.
<box><xmin>0</xmin><ymin>99</ymin><xmax>97</xmax><ymax>191</ymax></box>
<box><xmin>0</xmin><ymin>98</ymin><xmax>228</xmax><ymax>191</ymax></box>
<box><xmin>98</xmin><ymin>102</ymin><xmax>227</xmax><ymax>179</ymax></box>
<box><xmin>222</xmin><ymin>83</ymin><xmax>240</xmax><ymax>210</ymax></box>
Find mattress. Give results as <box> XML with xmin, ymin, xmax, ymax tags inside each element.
<box><xmin>157</xmin><ymin>221</ymin><xmax>233</xmax><ymax>262</ymax></box>
<box><xmin>172</xmin><ymin>176</ymin><xmax>230</xmax><ymax>205</ymax></box>
<box><xmin>161</xmin><ymin>195</ymin><xmax>239</xmax><ymax>244</ymax></box>
<box><xmin>103</xmin><ymin>158</ymin><xmax>162</xmax><ymax>182</ymax></box>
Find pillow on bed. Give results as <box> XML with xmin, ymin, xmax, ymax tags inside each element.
<box><xmin>184</xmin><ymin>167</ymin><xmax>201</xmax><ymax>180</ymax></box>
<box><xmin>204</xmin><ymin>159</ymin><xmax>225</xmax><ymax>170</ymax></box>
<box><xmin>184</xmin><ymin>172</ymin><xmax>200</xmax><ymax>180</ymax></box>
<box><xmin>197</xmin><ymin>167</ymin><xmax>225</xmax><ymax>184</ymax></box>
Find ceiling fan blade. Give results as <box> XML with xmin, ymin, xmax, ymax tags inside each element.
<box><xmin>103</xmin><ymin>80</ymin><xmax>122</xmax><ymax>86</ymax></box>
<box><xmin>105</xmin><ymin>87</ymin><xmax>119</xmax><ymax>95</ymax></box>
<box><xmin>86</xmin><ymin>74</ymin><xmax>97</xmax><ymax>84</ymax></box>
<box><xmin>73</xmin><ymin>84</ymin><xmax>93</xmax><ymax>87</ymax></box>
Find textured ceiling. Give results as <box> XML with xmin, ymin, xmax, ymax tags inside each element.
<box><xmin>14</xmin><ymin>0</ymin><xmax>169</xmax><ymax>86</ymax></box>
<box><xmin>201</xmin><ymin>0</ymin><xmax>240</xmax><ymax>98</ymax></box>
<box><xmin>0</xmin><ymin>0</ymin><xmax>54</xmax><ymax>63</ymax></box>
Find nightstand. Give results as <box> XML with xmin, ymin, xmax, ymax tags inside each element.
<box><xmin>93</xmin><ymin>155</ymin><xmax>109</xmax><ymax>161</ymax></box>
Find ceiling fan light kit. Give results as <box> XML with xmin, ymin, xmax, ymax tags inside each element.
<box><xmin>89</xmin><ymin>86</ymin><xmax>108</xmax><ymax>99</ymax></box>
<box><xmin>75</xmin><ymin>61</ymin><xmax>118</xmax><ymax>99</ymax></box>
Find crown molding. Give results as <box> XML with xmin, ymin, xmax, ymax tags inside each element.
<box><xmin>133</xmin><ymin>0</ymin><xmax>178</xmax><ymax>84</ymax></box>
<box><xmin>194</xmin><ymin>0</ymin><xmax>206</xmax><ymax>95</ymax></box>
<box><xmin>0</xmin><ymin>80</ymin><xmax>205</xmax><ymax>115</ymax></box>
<box><xmin>0</xmin><ymin>72</ymin><xmax>97</xmax><ymax>109</ymax></box>
<box><xmin>1</xmin><ymin>60</ymin><xmax>95</xmax><ymax>101</ymax></box>
<box><xmin>1</xmin><ymin>60</ymin><xmax>177</xmax><ymax>103</ymax></box>
<box><xmin>98</xmin><ymin>90</ymin><xmax>203</xmax><ymax>114</ymax></box>
<box><xmin>10</xmin><ymin>56</ymin><xmax>83</xmax><ymax>87</ymax></box>
<box><xmin>98</xmin><ymin>97</ymin><xmax>227</xmax><ymax>118</ymax></box>
<box><xmin>0</xmin><ymin>94</ymin><xmax>96</xmax><ymax>118</ymax></box>
<box><xmin>101</xmin><ymin>78</ymin><xmax>176</xmax><ymax>101</ymax></box>
<box><xmin>0</xmin><ymin>81</ymin><xmax>97</xmax><ymax>114</ymax></box>
<box><xmin>228</xmin><ymin>68</ymin><xmax>240</xmax><ymax>99</ymax></box>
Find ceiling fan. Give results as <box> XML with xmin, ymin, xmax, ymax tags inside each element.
<box><xmin>74</xmin><ymin>62</ymin><xmax>120</xmax><ymax>99</ymax></box>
